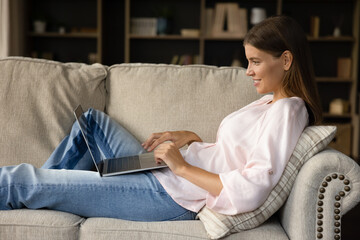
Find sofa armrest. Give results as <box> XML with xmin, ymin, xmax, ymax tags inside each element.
<box><xmin>278</xmin><ymin>148</ymin><xmax>360</xmax><ymax>240</ymax></box>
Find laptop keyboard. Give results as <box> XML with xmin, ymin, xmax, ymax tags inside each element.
<box><xmin>107</xmin><ymin>156</ymin><xmax>141</xmax><ymax>171</ymax></box>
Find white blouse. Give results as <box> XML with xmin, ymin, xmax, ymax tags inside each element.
<box><xmin>152</xmin><ymin>95</ymin><xmax>309</xmax><ymax>215</ymax></box>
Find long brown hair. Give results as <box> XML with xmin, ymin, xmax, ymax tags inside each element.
<box><xmin>244</xmin><ymin>15</ymin><xmax>322</xmax><ymax>125</ymax></box>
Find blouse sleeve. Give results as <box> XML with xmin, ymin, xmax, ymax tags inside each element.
<box><xmin>206</xmin><ymin>98</ymin><xmax>309</xmax><ymax>215</ymax></box>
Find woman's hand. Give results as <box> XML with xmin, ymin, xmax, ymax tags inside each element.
<box><xmin>145</xmin><ymin>131</ymin><xmax>222</xmax><ymax>196</ymax></box>
<box><xmin>154</xmin><ymin>142</ymin><xmax>189</xmax><ymax>176</ymax></box>
<box><xmin>142</xmin><ymin>131</ymin><xmax>202</xmax><ymax>152</ymax></box>
<box><xmin>154</xmin><ymin>142</ymin><xmax>223</xmax><ymax>196</ymax></box>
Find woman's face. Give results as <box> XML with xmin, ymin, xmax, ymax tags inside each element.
<box><xmin>244</xmin><ymin>44</ymin><xmax>288</xmax><ymax>101</ymax></box>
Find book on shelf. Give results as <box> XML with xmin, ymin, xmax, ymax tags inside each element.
<box><xmin>337</xmin><ymin>58</ymin><xmax>352</xmax><ymax>79</ymax></box>
<box><xmin>212</xmin><ymin>3</ymin><xmax>227</xmax><ymax>36</ymax></box>
<box><xmin>170</xmin><ymin>54</ymin><xmax>200</xmax><ymax>65</ymax></box>
<box><xmin>170</xmin><ymin>55</ymin><xmax>179</xmax><ymax>65</ymax></box>
<box><xmin>180</xmin><ymin>29</ymin><xmax>200</xmax><ymax>37</ymax></box>
<box><xmin>227</xmin><ymin>3</ymin><xmax>241</xmax><ymax>33</ymax></box>
<box><xmin>179</xmin><ymin>55</ymin><xmax>191</xmax><ymax>65</ymax></box>
<box><xmin>205</xmin><ymin>8</ymin><xmax>214</xmax><ymax>36</ymax></box>
<box><xmin>211</xmin><ymin>3</ymin><xmax>248</xmax><ymax>38</ymax></box>
<box><xmin>237</xmin><ymin>8</ymin><xmax>248</xmax><ymax>37</ymax></box>
<box><xmin>310</xmin><ymin>16</ymin><xmax>320</xmax><ymax>38</ymax></box>
<box><xmin>130</xmin><ymin>18</ymin><xmax>157</xmax><ymax>36</ymax></box>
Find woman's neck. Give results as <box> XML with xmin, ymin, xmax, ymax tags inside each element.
<box><xmin>270</xmin><ymin>91</ymin><xmax>289</xmax><ymax>104</ymax></box>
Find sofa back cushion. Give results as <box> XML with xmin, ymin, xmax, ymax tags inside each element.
<box><xmin>0</xmin><ymin>57</ymin><xmax>107</xmax><ymax>167</ymax></box>
<box><xmin>106</xmin><ymin>64</ymin><xmax>260</xmax><ymax>143</ymax></box>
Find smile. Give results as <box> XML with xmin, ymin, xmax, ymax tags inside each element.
<box><xmin>253</xmin><ymin>80</ymin><xmax>261</xmax><ymax>87</ymax></box>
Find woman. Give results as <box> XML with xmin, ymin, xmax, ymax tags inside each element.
<box><xmin>0</xmin><ymin>16</ymin><xmax>322</xmax><ymax>221</ymax></box>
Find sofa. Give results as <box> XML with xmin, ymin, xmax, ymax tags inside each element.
<box><xmin>0</xmin><ymin>57</ymin><xmax>359</xmax><ymax>240</ymax></box>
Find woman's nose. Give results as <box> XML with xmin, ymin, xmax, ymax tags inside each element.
<box><xmin>246</xmin><ymin>67</ymin><xmax>254</xmax><ymax>76</ymax></box>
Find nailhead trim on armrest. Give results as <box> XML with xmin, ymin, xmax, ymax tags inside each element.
<box><xmin>316</xmin><ymin>173</ymin><xmax>351</xmax><ymax>240</ymax></box>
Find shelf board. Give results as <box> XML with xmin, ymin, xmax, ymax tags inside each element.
<box><xmin>129</xmin><ymin>35</ymin><xmax>246</xmax><ymax>41</ymax></box>
<box><xmin>204</xmin><ymin>35</ymin><xmax>352</xmax><ymax>42</ymax></box>
<box><xmin>204</xmin><ymin>36</ymin><xmax>244</xmax><ymax>41</ymax></box>
<box><xmin>307</xmin><ymin>36</ymin><xmax>355</xmax><ymax>42</ymax></box>
<box><xmin>29</xmin><ymin>32</ymin><xmax>98</xmax><ymax>38</ymax></box>
<box><xmin>129</xmin><ymin>34</ymin><xmax>199</xmax><ymax>40</ymax></box>
<box><xmin>323</xmin><ymin>112</ymin><xmax>352</xmax><ymax>119</ymax></box>
<box><xmin>316</xmin><ymin>77</ymin><xmax>353</xmax><ymax>83</ymax></box>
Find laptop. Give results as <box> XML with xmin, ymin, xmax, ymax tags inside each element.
<box><xmin>74</xmin><ymin>105</ymin><xmax>167</xmax><ymax>177</ymax></box>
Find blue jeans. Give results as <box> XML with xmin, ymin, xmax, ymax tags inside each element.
<box><xmin>0</xmin><ymin>109</ymin><xmax>196</xmax><ymax>221</ymax></box>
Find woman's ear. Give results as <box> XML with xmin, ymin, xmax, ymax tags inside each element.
<box><xmin>282</xmin><ymin>50</ymin><xmax>293</xmax><ymax>71</ymax></box>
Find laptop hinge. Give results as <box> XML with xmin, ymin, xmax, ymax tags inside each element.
<box><xmin>98</xmin><ymin>162</ymin><xmax>104</xmax><ymax>177</ymax></box>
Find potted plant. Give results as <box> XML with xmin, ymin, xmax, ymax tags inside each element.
<box><xmin>155</xmin><ymin>6</ymin><xmax>174</xmax><ymax>35</ymax></box>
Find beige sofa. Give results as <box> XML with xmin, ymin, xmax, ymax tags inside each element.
<box><xmin>0</xmin><ymin>57</ymin><xmax>359</xmax><ymax>240</ymax></box>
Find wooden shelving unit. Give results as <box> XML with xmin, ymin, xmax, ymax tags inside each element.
<box><xmin>308</xmin><ymin>36</ymin><xmax>355</xmax><ymax>42</ymax></box>
<box><xmin>323</xmin><ymin>112</ymin><xmax>352</xmax><ymax>119</ymax></box>
<box><xmin>124</xmin><ymin>0</ymin><xmax>359</xmax><ymax>158</ymax></box>
<box><xmin>29</xmin><ymin>32</ymin><xmax>99</xmax><ymax>38</ymax></box>
<box><xmin>24</xmin><ymin>0</ymin><xmax>360</xmax><ymax>158</ymax></box>
<box><xmin>129</xmin><ymin>35</ymin><xmax>199</xmax><ymax>40</ymax></box>
<box><xmin>124</xmin><ymin>0</ymin><xmax>203</xmax><ymax>64</ymax></box>
<box><xmin>316</xmin><ymin>77</ymin><xmax>353</xmax><ymax>83</ymax></box>
<box><xmin>26</xmin><ymin>0</ymin><xmax>102</xmax><ymax>63</ymax></box>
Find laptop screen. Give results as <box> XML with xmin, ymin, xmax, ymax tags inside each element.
<box><xmin>74</xmin><ymin>105</ymin><xmax>102</xmax><ymax>174</ymax></box>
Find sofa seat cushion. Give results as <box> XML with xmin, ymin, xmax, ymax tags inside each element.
<box><xmin>79</xmin><ymin>216</ymin><xmax>288</xmax><ymax>240</ymax></box>
<box><xmin>0</xmin><ymin>209</ymin><xmax>84</xmax><ymax>240</ymax></box>
<box><xmin>0</xmin><ymin>57</ymin><xmax>107</xmax><ymax>167</ymax></box>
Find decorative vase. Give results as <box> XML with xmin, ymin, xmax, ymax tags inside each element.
<box><xmin>250</xmin><ymin>8</ymin><xmax>267</xmax><ymax>25</ymax></box>
<box><xmin>34</xmin><ymin>20</ymin><xmax>46</xmax><ymax>33</ymax></box>
<box><xmin>157</xmin><ymin>17</ymin><xmax>172</xmax><ymax>35</ymax></box>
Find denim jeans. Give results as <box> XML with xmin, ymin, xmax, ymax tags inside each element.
<box><xmin>0</xmin><ymin>108</ymin><xmax>196</xmax><ymax>221</ymax></box>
